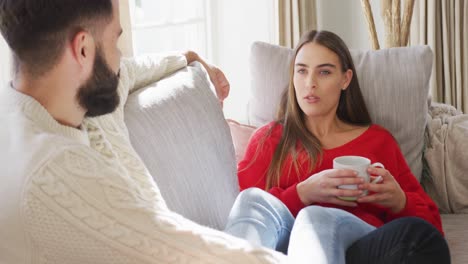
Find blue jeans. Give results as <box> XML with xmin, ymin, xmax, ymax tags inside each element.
<box><xmin>225</xmin><ymin>188</ymin><xmax>375</xmax><ymax>263</ymax></box>
<box><xmin>225</xmin><ymin>188</ymin><xmax>450</xmax><ymax>264</ymax></box>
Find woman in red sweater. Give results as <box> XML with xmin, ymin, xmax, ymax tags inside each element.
<box><xmin>224</xmin><ymin>30</ymin><xmax>449</xmax><ymax>264</ymax></box>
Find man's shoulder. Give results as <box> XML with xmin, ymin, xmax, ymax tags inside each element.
<box><xmin>34</xmin><ymin>144</ymin><xmax>112</xmax><ymax>181</ymax></box>
<box><xmin>2</xmin><ymin>115</ymin><xmax>85</xmax><ymax>172</ymax></box>
<box><xmin>23</xmin><ymin>144</ymin><xmax>122</xmax><ymax>218</ymax></box>
<box><xmin>13</xmin><ymin>139</ymin><xmax>97</xmax><ymax>191</ymax></box>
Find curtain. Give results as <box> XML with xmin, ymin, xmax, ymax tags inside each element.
<box><xmin>410</xmin><ymin>0</ymin><xmax>468</xmax><ymax>113</ymax></box>
<box><xmin>278</xmin><ymin>0</ymin><xmax>317</xmax><ymax>48</ymax></box>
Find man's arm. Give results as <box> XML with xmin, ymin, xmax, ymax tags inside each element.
<box><xmin>118</xmin><ymin>53</ymin><xmax>188</xmax><ymax>105</ymax></box>
<box><xmin>184</xmin><ymin>51</ymin><xmax>231</xmax><ymax>104</ymax></box>
<box><xmin>26</xmin><ymin>147</ymin><xmax>286</xmax><ymax>263</ymax></box>
<box><xmin>118</xmin><ymin>51</ymin><xmax>229</xmax><ymax>105</ymax></box>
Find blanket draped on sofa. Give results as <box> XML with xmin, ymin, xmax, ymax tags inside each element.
<box><xmin>423</xmin><ymin>102</ymin><xmax>468</xmax><ymax>213</ymax></box>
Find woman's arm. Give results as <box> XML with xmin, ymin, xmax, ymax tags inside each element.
<box><xmin>357</xmin><ymin>135</ymin><xmax>444</xmax><ymax>235</ymax></box>
<box><xmin>386</xmin><ymin>149</ymin><xmax>444</xmax><ymax>234</ymax></box>
<box><xmin>238</xmin><ymin>127</ymin><xmax>308</xmax><ymax>216</ymax></box>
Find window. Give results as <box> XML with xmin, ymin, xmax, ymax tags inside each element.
<box><xmin>130</xmin><ymin>0</ymin><xmax>210</xmax><ymax>58</ymax></box>
<box><xmin>128</xmin><ymin>0</ymin><xmax>278</xmax><ymax>122</ymax></box>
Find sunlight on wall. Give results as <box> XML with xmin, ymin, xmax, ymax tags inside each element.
<box><xmin>119</xmin><ymin>0</ymin><xmax>135</xmax><ymax>57</ymax></box>
<box><xmin>211</xmin><ymin>0</ymin><xmax>277</xmax><ymax>123</ymax></box>
<box><xmin>316</xmin><ymin>0</ymin><xmax>384</xmax><ymax>50</ymax></box>
<box><xmin>0</xmin><ymin>36</ymin><xmax>12</xmax><ymax>87</ymax></box>
<box><xmin>126</xmin><ymin>0</ymin><xmax>278</xmax><ymax>123</ymax></box>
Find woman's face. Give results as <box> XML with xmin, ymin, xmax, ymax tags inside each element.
<box><xmin>293</xmin><ymin>42</ymin><xmax>352</xmax><ymax>119</ymax></box>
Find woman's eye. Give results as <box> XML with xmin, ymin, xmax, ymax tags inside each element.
<box><xmin>319</xmin><ymin>70</ymin><xmax>331</xmax><ymax>75</ymax></box>
<box><xmin>297</xmin><ymin>69</ymin><xmax>307</xmax><ymax>74</ymax></box>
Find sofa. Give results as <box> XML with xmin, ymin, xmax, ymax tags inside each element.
<box><xmin>123</xmin><ymin>43</ymin><xmax>468</xmax><ymax>263</ymax></box>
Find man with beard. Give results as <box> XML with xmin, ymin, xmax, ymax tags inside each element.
<box><xmin>0</xmin><ymin>0</ymin><xmax>286</xmax><ymax>263</ymax></box>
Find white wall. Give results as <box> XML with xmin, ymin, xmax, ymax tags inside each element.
<box><xmin>0</xmin><ymin>36</ymin><xmax>12</xmax><ymax>87</ymax></box>
<box><xmin>210</xmin><ymin>0</ymin><xmax>277</xmax><ymax>122</ymax></box>
<box><xmin>316</xmin><ymin>0</ymin><xmax>385</xmax><ymax>50</ymax></box>
<box><xmin>216</xmin><ymin>0</ymin><xmax>386</xmax><ymax>121</ymax></box>
<box><xmin>215</xmin><ymin>0</ymin><xmax>385</xmax><ymax>122</ymax></box>
<box><xmin>119</xmin><ymin>0</ymin><xmax>134</xmax><ymax>57</ymax></box>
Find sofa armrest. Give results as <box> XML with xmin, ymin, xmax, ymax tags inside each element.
<box><xmin>124</xmin><ymin>63</ymin><xmax>239</xmax><ymax>229</ymax></box>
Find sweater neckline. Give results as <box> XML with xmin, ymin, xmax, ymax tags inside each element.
<box><xmin>322</xmin><ymin>124</ymin><xmax>375</xmax><ymax>152</ymax></box>
<box><xmin>2</xmin><ymin>85</ymin><xmax>90</xmax><ymax>146</ymax></box>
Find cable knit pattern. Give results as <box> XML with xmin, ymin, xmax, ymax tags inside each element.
<box><xmin>0</xmin><ymin>54</ymin><xmax>286</xmax><ymax>263</ymax></box>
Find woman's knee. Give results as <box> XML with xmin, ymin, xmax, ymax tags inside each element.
<box><xmin>297</xmin><ymin>206</ymin><xmax>351</xmax><ymax>225</ymax></box>
<box><xmin>297</xmin><ymin>206</ymin><xmax>328</xmax><ymax>223</ymax></box>
<box><xmin>296</xmin><ymin>206</ymin><xmax>374</xmax><ymax>234</ymax></box>
<box><xmin>233</xmin><ymin>188</ymin><xmax>294</xmax><ymax>223</ymax></box>
<box><xmin>236</xmin><ymin>188</ymin><xmax>271</xmax><ymax>204</ymax></box>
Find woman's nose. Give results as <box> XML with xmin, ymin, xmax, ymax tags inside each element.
<box><xmin>305</xmin><ymin>76</ymin><xmax>317</xmax><ymax>89</ymax></box>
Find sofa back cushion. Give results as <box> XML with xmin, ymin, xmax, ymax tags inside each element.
<box><xmin>124</xmin><ymin>63</ymin><xmax>239</xmax><ymax>230</ymax></box>
<box><xmin>249</xmin><ymin>42</ymin><xmax>433</xmax><ymax>181</ymax></box>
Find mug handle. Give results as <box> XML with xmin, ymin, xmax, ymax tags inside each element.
<box><xmin>371</xmin><ymin>162</ymin><xmax>384</xmax><ymax>168</ymax></box>
<box><xmin>370</xmin><ymin>162</ymin><xmax>385</xmax><ymax>184</ymax></box>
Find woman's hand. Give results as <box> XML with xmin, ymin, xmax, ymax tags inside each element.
<box><xmin>296</xmin><ymin>169</ymin><xmax>365</xmax><ymax>207</ymax></box>
<box><xmin>357</xmin><ymin>167</ymin><xmax>406</xmax><ymax>213</ymax></box>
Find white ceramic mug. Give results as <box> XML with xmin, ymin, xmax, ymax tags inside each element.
<box><xmin>333</xmin><ymin>156</ymin><xmax>384</xmax><ymax>201</ymax></box>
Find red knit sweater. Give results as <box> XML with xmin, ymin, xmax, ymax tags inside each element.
<box><xmin>238</xmin><ymin>122</ymin><xmax>444</xmax><ymax>235</ymax></box>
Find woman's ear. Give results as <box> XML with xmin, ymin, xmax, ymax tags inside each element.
<box><xmin>342</xmin><ymin>69</ymin><xmax>353</xmax><ymax>90</ymax></box>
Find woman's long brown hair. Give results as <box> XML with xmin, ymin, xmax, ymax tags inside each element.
<box><xmin>259</xmin><ymin>30</ymin><xmax>372</xmax><ymax>190</ymax></box>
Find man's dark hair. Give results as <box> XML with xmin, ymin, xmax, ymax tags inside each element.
<box><xmin>0</xmin><ymin>0</ymin><xmax>113</xmax><ymax>76</ymax></box>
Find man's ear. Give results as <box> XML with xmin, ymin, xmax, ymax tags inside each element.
<box><xmin>70</xmin><ymin>30</ymin><xmax>95</xmax><ymax>72</ymax></box>
<box><xmin>342</xmin><ymin>69</ymin><xmax>353</xmax><ymax>90</ymax></box>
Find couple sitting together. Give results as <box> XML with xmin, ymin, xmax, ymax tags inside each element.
<box><xmin>0</xmin><ymin>0</ymin><xmax>450</xmax><ymax>263</ymax></box>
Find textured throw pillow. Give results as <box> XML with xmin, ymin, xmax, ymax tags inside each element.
<box><xmin>124</xmin><ymin>63</ymin><xmax>239</xmax><ymax>230</ymax></box>
<box><xmin>249</xmin><ymin>41</ymin><xmax>433</xmax><ymax>181</ymax></box>
<box><xmin>227</xmin><ymin>119</ymin><xmax>257</xmax><ymax>162</ymax></box>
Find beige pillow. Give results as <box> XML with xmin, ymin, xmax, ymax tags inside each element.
<box><xmin>227</xmin><ymin>119</ymin><xmax>257</xmax><ymax>163</ymax></box>
<box><xmin>248</xmin><ymin>41</ymin><xmax>433</xmax><ymax>181</ymax></box>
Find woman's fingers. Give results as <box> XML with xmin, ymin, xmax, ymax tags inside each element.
<box><xmin>326</xmin><ymin>169</ymin><xmax>358</xmax><ymax>178</ymax></box>
<box><xmin>357</xmin><ymin>192</ymin><xmax>388</xmax><ymax>203</ymax></box>
<box><xmin>358</xmin><ymin>181</ymin><xmax>386</xmax><ymax>193</ymax></box>
<box><xmin>331</xmin><ymin>177</ymin><xmax>365</xmax><ymax>187</ymax></box>
<box><xmin>331</xmin><ymin>187</ymin><xmax>363</xmax><ymax>198</ymax></box>
<box><xmin>367</xmin><ymin>167</ymin><xmax>389</xmax><ymax>180</ymax></box>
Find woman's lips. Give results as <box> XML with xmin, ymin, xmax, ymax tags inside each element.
<box><xmin>304</xmin><ymin>95</ymin><xmax>320</xmax><ymax>103</ymax></box>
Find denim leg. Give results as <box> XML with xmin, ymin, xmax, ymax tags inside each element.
<box><xmin>224</xmin><ymin>188</ymin><xmax>295</xmax><ymax>254</ymax></box>
<box><xmin>346</xmin><ymin>217</ymin><xmax>450</xmax><ymax>264</ymax></box>
<box><xmin>288</xmin><ymin>206</ymin><xmax>376</xmax><ymax>264</ymax></box>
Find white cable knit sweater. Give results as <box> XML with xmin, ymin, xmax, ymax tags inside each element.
<box><xmin>0</xmin><ymin>54</ymin><xmax>286</xmax><ymax>264</ymax></box>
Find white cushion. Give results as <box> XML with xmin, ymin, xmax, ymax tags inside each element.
<box><xmin>124</xmin><ymin>63</ymin><xmax>239</xmax><ymax>230</ymax></box>
<box><xmin>249</xmin><ymin>42</ymin><xmax>433</xmax><ymax>181</ymax></box>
